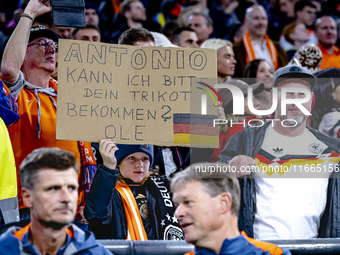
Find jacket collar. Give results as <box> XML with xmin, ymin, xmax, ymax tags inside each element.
<box><xmin>194</xmin><ymin>234</ymin><xmax>247</xmax><ymax>255</ymax></box>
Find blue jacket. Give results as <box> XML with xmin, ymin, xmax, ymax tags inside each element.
<box><xmin>193</xmin><ymin>232</ymin><xmax>291</xmax><ymax>255</ymax></box>
<box><xmin>0</xmin><ymin>223</ymin><xmax>112</xmax><ymax>255</ymax></box>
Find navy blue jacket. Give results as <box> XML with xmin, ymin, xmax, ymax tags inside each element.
<box><xmin>193</xmin><ymin>232</ymin><xmax>291</xmax><ymax>255</ymax></box>
<box><xmin>0</xmin><ymin>223</ymin><xmax>111</xmax><ymax>255</ymax></box>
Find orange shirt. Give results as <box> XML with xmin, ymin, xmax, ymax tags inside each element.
<box><xmin>5</xmin><ymin>78</ymin><xmax>95</xmax><ymax>208</ymax></box>
<box><xmin>319</xmin><ymin>45</ymin><xmax>340</xmax><ymax>70</ymax></box>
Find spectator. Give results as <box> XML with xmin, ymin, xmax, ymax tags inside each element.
<box><xmin>219</xmin><ymin>65</ymin><xmax>340</xmax><ymax>239</ymax></box>
<box><xmin>310</xmin><ymin>68</ymin><xmax>340</xmax><ymax>137</ymax></box>
<box><xmin>295</xmin><ymin>0</ymin><xmax>316</xmax><ymax>28</ymax></box>
<box><xmin>209</xmin><ymin>0</ymin><xmax>241</xmax><ymax>39</ymax></box>
<box><xmin>122</xmin><ymin>0</ymin><xmax>146</xmax><ymax>29</ymax></box>
<box><xmin>228</xmin><ymin>23</ymin><xmax>245</xmax><ymax>43</ymax></box>
<box><xmin>279</xmin><ymin>0</ymin><xmax>298</xmax><ymax>19</ymax></box>
<box><xmin>0</xmin><ymin>78</ymin><xmax>20</xmax><ymax>226</ymax></box>
<box><xmin>172</xmin><ymin>27</ymin><xmax>199</xmax><ymax>48</ymax></box>
<box><xmin>0</xmin><ymin>148</ymin><xmax>111</xmax><ymax>255</ymax></box>
<box><xmin>287</xmin><ymin>44</ymin><xmax>322</xmax><ymax>74</ymax></box>
<box><xmin>315</xmin><ymin>16</ymin><xmax>340</xmax><ymax>69</ymax></box>
<box><xmin>0</xmin><ymin>0</ymin><xmax>96</xmax><ymax>224</ymax></box>
<box><xmin>161</xmin><ymin>20</ymin><xmax>179</xmax><ymax>42</ymax></box>
<box><xmin>85</xmin><ymin>141</ymin><xmax>184</xmax><ymax>240</ymax></box>
<box><xmin>244</xmin><ymin>59</ymin><xmax>274</xmax><ymax>92</ymax></box>
<box><xmin>97</xmin><ymin>0</ymin><xmax>122</xmax><ymax>42</ymax></box>
<box><xmin>51</xmin><ymin>26</ymin><xmax>73</xmax><ymax>39</ymax></box>
<box><xmin>85</xmin><ymin>2</ymin><xmax>99</xmax><ymax>26</ymax></box>
<box><xmin>267</xmin><ymin>0</ymin><xmax>296</xmax><ymax>42</ymax></box>
<box><xmin>244</xmin><ymin>59</ymin><xmax>274</xmax><ymax>111</ymax></box>
<box><xmin>201</xmin><ymin>38</ymin><xmax>237</xmax><ymax>84</ymax></box>
<box><xmin>72</xmin><ymin>24</ymin><xmax>101</xmax><ymax>42</ymax></box>
<box><xmin>171</xmin><ymin>163</ymin><xmax>292</xmax><ymax>255</ymax></box>
<box><xmin>233</xmin><ymin>5</ymin><xmax>288</xmax><ymax>77</ymax></box>
<box><xmin>294</xmin><ymin>0</ymin><xmax>318</xmax><ymax>44</ymax></box>
<box><xmin>280</xmin><ymin>21</ymin><xmax>310</xmax><ymax>60</ymax></box>
<box><xmin>110</xmin><ymin>0</ymin><xmax>160</xmax><ymax>44</ymax></box>
<box><xmin>187</xmin><ymin>12</ymin><xmax>213</xmax><ymax>46</ymax></box>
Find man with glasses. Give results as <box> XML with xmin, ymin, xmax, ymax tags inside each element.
<box><xmin>0</xmin><ymin>0</ymin><xmax>96</xmax><ymax>225</ymax></box>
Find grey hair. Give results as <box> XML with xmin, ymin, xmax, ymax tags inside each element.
<box><xmin>170</xmin><ymin>162</ymin><xmax>240</xmax><ymax>216</ymax></box>
<box><xmin>20</xmin><ymin>147</ymin><xmax>78</xmax><ymax>190</ymax></box>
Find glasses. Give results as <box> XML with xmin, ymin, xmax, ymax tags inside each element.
<box><xmin>27</xmin><ymin>39</ymin><xmax>58</xmax><ymax>52</ymax></box>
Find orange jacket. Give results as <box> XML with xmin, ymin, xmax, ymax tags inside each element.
<box><xmin>4</xmin><ymin>78</ymin><xmax>96</xmax><ymax>209</ymax></box>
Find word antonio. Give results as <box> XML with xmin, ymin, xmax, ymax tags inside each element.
<box><xmin>213</xmin><ymin>118</ymin><xmax>301</xmax><ymax>128</ymax></box>
<box><xmin>64</xmin><ymin>43</ymin><xmax>208</xmax><ymax>71</ymax></box>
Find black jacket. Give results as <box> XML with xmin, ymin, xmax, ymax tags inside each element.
<box><xmin>84</xmin><ymin>165</ymin><xmax>178</xmax><ymax>239</ymax></box>
<box><xmin>219</xmin><ymin>122</ymin><xmax>340</xmax><ymax>238</ymax></box>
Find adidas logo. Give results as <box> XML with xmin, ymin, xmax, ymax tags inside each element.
<box><xmin>136</xmin><ymin>194</ymin><xmax>146</xmax><ymax>199</ymax></box>
<box><xmin>273</xmin><ymin>148</ymin><xmax>283</xmax><ymax>154</ymax></box>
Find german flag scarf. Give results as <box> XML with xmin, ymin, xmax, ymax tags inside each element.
<box><xmin>116</xmin><ymin>175</ymin><xmax>184</xmax><ymax>241</ymax></box>
<box><xmin>243</xmin><ymin>31</ymin><xmax>278</xmax><ymax>69</ymax></box>
<box><xmin>116</xmin><ymin>182</ymin><xmax>148</xmax><ymax>240</ymax></box>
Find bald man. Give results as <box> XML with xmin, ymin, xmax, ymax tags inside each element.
<box><xmin>315</xmin><ymin>16</ymin><xmax>340</xmax><ymax>69</ymax></box>
<box><xmin>233</xmin><ymin>5</ymin><xmax>288</xmax><ymax>77</ymax></box>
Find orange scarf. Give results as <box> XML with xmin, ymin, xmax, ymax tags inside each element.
<box><xmin>116</xmin><ymin>182</ymin><xmax>148</xmax><ymax>241</ymax></box>
<box><xmin>243</xmin><ymin>31</ymin><xmax>278</xmax><ymax>69</ymax></box>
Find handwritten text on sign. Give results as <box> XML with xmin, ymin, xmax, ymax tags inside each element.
<box><xmin>56</xmin><ymin>40</ymin><xmax>217</xmax><ymax>147</ymax></box>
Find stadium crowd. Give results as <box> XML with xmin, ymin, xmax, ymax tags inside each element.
<box><xmin>1</xmin><ymin>0</ymin><xmax>340</xmax><ymax>254</ymax></box>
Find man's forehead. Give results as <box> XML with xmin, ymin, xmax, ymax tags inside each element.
<box><xmin>248</xmin><ymin>7</ymin><xmax>267</xmax><ymax>19</ymax></box>
<box><xmin>76</xmin><ymin>28</ymin><xmax>100</xmax><ymax>35</ymax></box>
<box><xmin>182</xmin><ymin>31</ymin><xmax>196</xmax><ymax>38</ymax></box>
<box><xmin>277</xmin><ymin>78</ymin><xmax>311</xmax><ymax>90</ymax></box>
<box><xmin>36</xmin><ymin>167</ymin><xmax>77</xmax><ymax>180</ymax></box>
<box><xmin>85</xmin><ymin>8</ymin><xmax>97</xmax><ymax>13</ymax></box>
<box><xmin>303</xmin><ymin>6</ymin><xmax>315</xmax><ymax>12</ymax></box>
<box><xmin>189</xmin><ymin>15</ymin><xmax>205</xmax><ymax>23</ymax></box>
<box><xmin>317</xmin><ymin>17</ymin><xmax>336</xmax><ymax>29</ymax></box>
<box><xmin>173</xmin><ymin>180</ymin><xmax>204</xmax><ymax>198</ymax></box>
<box><xmin>131</xmin><ymin>1</ymin><xmax>143</xmax><ymax>8</ymax></box>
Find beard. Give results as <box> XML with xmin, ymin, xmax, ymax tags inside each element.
<box><xmin>277</xmin><ymin>110</ymin><xmax>307</xmax><ymax>127</ymax></box>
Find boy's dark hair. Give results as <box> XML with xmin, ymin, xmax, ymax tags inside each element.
<box><xmin>118</xmin><ymin>27</ymin><xmax>154</xmax><ymax>45</ymax></box>
<box><xmin>20</xmin><ymin>148</ymin><xmax>78</xmax><ymax>190</ymax></box>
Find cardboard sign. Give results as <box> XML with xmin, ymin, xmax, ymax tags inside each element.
<box><xmin>56</xmin><ymin>39</ymin><xmax>218</xmax><ymax>147</ymax></box>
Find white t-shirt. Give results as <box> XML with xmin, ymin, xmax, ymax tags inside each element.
<box><xmin>253</xmin><ymin>126</ymin><xmax>339</xmax><ymax>240</ymax></box>
<box><xmin>252</xmin><ymin>39</ymin><xmax>274</xmax><ymax>68</ymax></box>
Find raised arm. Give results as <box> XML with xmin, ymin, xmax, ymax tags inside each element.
<box><xmin>0</xmin><ymin>0</ymin><xmax>51</xmax><ymax>82</ymax></box>
<box><xmin>84</xmin><ymin>140</ymin><xmax>119</xmax><ymax>221</ymax></box>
